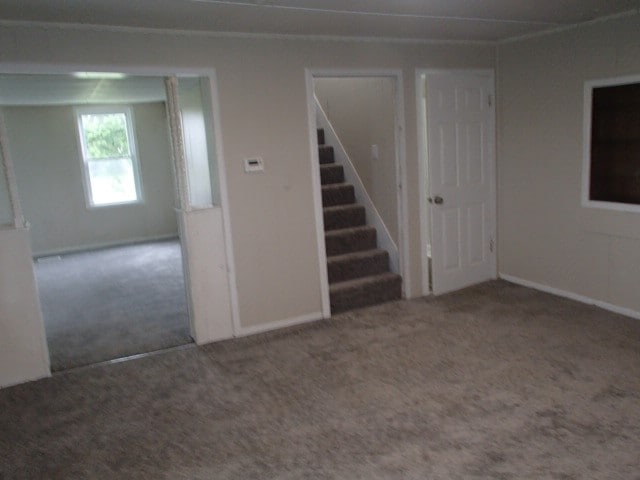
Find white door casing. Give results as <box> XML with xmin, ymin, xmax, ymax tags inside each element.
<box><xmin>165</xmin><ymin>75</ymin><xmax>236</xmax><ymax>342</ymax></box>
<box><xmin>425</xmin><ymin>71</ymin><xmax>496</xmax><ymax>295</ymax></box>
<box><xmin>305</xmin><ymin>68</ymin><xmax>411</xmax><ymax>309</ymax></box>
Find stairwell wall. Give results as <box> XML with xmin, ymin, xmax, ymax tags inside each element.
<box><xmin>0</xmin><ymin>22</ymin><xmax>494</xmax><ymax>376</ymax></box>
<box><xmin>315</xmin><ymin>77</ymin><xmax>399</xmax><ymax>246</ymax></box>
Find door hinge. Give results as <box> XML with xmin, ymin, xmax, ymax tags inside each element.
<box><xmin>489</xmin><ymin>236</ymin><xmax>495</xmax><ymax>253</ymax></box>
<box><xmin>488</xmin><ymin>94</ymin><xmax>493</xmax><ymax>108</ymax></box>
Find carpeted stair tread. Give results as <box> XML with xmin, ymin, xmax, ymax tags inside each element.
<box><xmin>329</xmin><ymin>272</ymin><xmax>402</xmax><ymax>313</ymax></box>
<box><xmin>319</xmin><ymin>145</ymin><xmax>335</xmax><ymax>164</ymax></box>
<box><xmin>328</xmin><ymin>248</ymin><xmax>388</xmax><ymax>263</ymax></box>
<box><xmin>323</xmin><ymin>204</ymin><xmax>365</xmax><ymax>230</ymax></box>
<box><xmin>320</xmin><ymin>164</ymin><xmax>345</xmax><ymax>185</ymax></box>
<box><xmin>327</xmin><ymin>249</ymin><xmax>389</xmax><ymax>283</ymax></box>
<box><xmin>329</xmin><ymin>271</ymin><xmax>401</xmax><ymax>291</ymax></box>
<box><xmin>317</xmin><ymin>128</ymin><xmax>403</xmax><ymax>313</ymax></box>
<box><xmin>322</xmin><ymin>183</ymin><xmax>355</xmax><ymax>207</ymax></box>
<box><xmin>325</xmin><ymin>225</ymin><xmax>377</xmax><ymax>256</ymax></box>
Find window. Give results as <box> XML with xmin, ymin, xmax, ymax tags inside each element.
<box><xmin>76</xmin><ymin>107</ymin><xmax>142</xmax><ymax>207</ymax></box>
<box><xmin>583</xmin><ymin>76</ymin><xmax>640</xmax><ymax>212</ymax></box>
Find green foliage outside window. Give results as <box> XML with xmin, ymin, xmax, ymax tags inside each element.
<box><xmin>81</xmin><ymin>113</ymin><xmax>130</xmax><ymax>159</ymax></box>
<box><xmin>78</xmin><ymin>110</ymin><xmax>139</xmax><ymax>205</ymax></box>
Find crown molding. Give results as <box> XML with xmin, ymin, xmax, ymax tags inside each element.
<box><xmin>0</xmin><ymin>19</ymin><xmax>496</xmax><ymax>46</ymax></box>
<box><xmin>499</xmin><ymin>8</ymin><xmax>640</xmax><ymax>44</ymax></box>
<box><xmin>189</xmin><ymin>0</ymin><xmax>557</xmax><ymax>26</ymax></box>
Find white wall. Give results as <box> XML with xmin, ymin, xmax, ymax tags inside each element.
<box><xmin>315</xmin><ymin>77</ymin><xmax>399</xmax><ymax>245</ymax></box>
<box><xmin>497</xmin><ymin>13</ymin><xmax>640</xmax><ymax>314</ymax></box>
<box><xmin>0</xmin><ymin>23</ymin><xmax>495</xmax><ymax>386</ymax></box>
<box><xmin>0</xmin><ymin>227</ymin><xmax>50</xmax><ymax>387</ymax></box>
<box><xmin>5</xmin><ymin>101</ymin><xmax>178</xmax><ymax>255</ymax></box>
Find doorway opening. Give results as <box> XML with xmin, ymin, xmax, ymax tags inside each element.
<box><xmin>0</xmin><ymin>72</ymin><xmax>221</xmax><ymax>371</ymax></box>
<box><xmin>417</xmin><ymin>70</ymin><xmax>497</xmax><ymax>297</ymax></box>
<box><xmin>305</xmin><ymin>70</ymin><xmax>409</xmax><ymax>314</ymax></box>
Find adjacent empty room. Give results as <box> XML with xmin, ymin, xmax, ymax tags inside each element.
<box><xmin>0</xmin><ymin>73</ymin><xmax>217</xmax><ymax>370</ymax></box>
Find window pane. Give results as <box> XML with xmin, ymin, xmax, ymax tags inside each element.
<box><xmin>81</xmin><ymin>113</ymin><xmax>130</xmax><ymax>159</ymax></box>
<box><xmin>87</xmin><ymin>158</ymin><xmax>138</xmax><ymax>205</ymax></box>
<box><xmin>589</xmin><ymin>82</ymin><xmax>640</xmax><ymax>205</ymax></box>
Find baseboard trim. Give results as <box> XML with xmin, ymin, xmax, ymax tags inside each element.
<box><xmin>0</xmin><ymin>371</ymin><xmax>50</xmax><ymax>390</ymax></box>
<box><xmin>238</xmin><ymin>311</ymin><xmax>323</xmax><ymax>337</ymax></box>
<box><xmin>499</xmin><ymin>273</ymin><xmax>640</xmax><ymax>321</ymax></box>
<box><xmin>33</xmin><ymin>233</ymin><xmax>179</xmax><ymax>259</ymax></box>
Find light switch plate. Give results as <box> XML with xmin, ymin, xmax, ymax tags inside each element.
<box><xmin>244</xmin><ymin>157</ymin><xmax>264</xmax><ymax>173</ymax></box>
<box><xmin>371</xmin><ymin>144</ymin><xmax>379</xmax><ymax>161</ymax></box>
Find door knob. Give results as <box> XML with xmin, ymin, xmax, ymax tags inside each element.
<box><xmin>433</xmin><ymin>195</ymin><xmax>444</xmax><ymax>205</ymax></box>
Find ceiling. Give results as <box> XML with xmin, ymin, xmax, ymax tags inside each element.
<box><xmin>1</xmin><ymin>0</ymin><xmax>638</xmax><ymax>43</ymax></box>
<box><xmin>0</xmin><ymin>74</ymin><xmax>202</xmax><ymax>106</ymax></box>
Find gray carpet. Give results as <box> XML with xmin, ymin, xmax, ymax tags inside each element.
<box><xmin>1</xmin><ymin>280</ymin><xmax>640</xmax><ymax>479</ymax></box>
<box><xmin>35</xmin><ymin>240</ymin><xmax>192</xmax><ymax>371</ymax></box>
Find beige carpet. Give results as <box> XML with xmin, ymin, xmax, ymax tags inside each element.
<box><xmin>1</xmin><ymin>280</ymin><xmax>639</xmax><ymax>479</ymax></box>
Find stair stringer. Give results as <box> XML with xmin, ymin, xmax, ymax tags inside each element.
<box><xmin>314</xmin><ymin>97</ymin><xmax>399</xmax><ymax>275</ymax></box>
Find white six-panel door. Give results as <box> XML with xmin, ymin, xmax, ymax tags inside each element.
<box><xmin>425</xmin><ymin>71</ymin><xmax>496</xmax><ymax>295</ymax></box>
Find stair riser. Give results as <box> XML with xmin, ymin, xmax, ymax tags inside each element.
<box><xmin>328</xmin><ymin>252</ymin><xmax>389</xmax><ymax>283</ymax></box>
<box><xmin>320</xmin><ymin>165</ymin><xmax>345</xmax><ymax>185</ymax></box>
<box><xmin>322</xmin><ymin>185</ymin><xmax>355</xmax><ymax>207</ymax></box>
<box><xmin>319</xmin><ymin>146</ymin><xmax>335</xmax><ymax>164</ymax></box>
<box><xmin>324</xmin><ymin>206</ymin><xmax>365</xmax><ymax>231</ymax></box>
<box><xmin>330</xmin><ymin>276</ymin><xmax>402</xmax><ymax>314</ymax></box>
<box><xmin>318</xmin><ymin>132</ymin><xmax>402</xmax><ymax>314</ymax></box>
<box><xmin>325</xmin><ymin>229</ymin><xmax>377</xmax><ymax>256</ymax></box>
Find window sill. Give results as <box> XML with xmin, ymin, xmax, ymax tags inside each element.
<box><xmin>87</xmin><ymin>200</ymin><xmax>142</xmax><ymax>209</ymax></box>
<box><xmin>582</xmin><ymin>199</ymin><xmax>640</xmax><ymax>215</ymax></box>
<box><xmin>579</xmin><ymin>205</ymin><xmax>640</xmax><ymax>240</ymax></box>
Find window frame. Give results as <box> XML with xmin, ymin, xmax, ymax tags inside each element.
<box><xmin>582</xmin><ymin>74</ymin><xmax>640</xmax><ymax>214</ymax></box>
<box><xmin>75</xmin><ymin>105</ymin><xmax>144</xmax><ymax>208</ymax></box>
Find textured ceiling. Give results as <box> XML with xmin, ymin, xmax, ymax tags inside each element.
<box><xmin>0</xmin><ymin>0</ymin><xmax>638</xmax><ymax>42</ymax></box>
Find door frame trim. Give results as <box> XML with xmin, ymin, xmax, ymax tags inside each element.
<box><xmin>416</xmin><ymin>68</ymin><xmax>497</xmax><ymax>296</ymax></box>
<box><xmin>305</xmin><ymin>68</ymin><xmax>411</xmax><ymax>314</ymax></box>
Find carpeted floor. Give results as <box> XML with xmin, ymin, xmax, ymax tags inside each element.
<box><xmin>1</xmin><ymin>280</ymin><xmax>639</xmax><ymax>479</ymax></box>
<box><xmin>35</xmin><ymin>240</ymin><xmax>192</xmax><ymax>371</ymax></box>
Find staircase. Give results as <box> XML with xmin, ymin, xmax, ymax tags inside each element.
<box><xmin>318</xmin><ymin>128</ymin><xmax>402</xmax><ymax>314</ymax></box>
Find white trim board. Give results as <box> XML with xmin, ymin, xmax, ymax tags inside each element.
<box><xmin>304</xmin><ymin>70</ymin><xmax>331</xmax><ymax>318</ymax></box>
<box><xmin>204</xmin><ymin>73</ymin><xmax>242</xmax><ymax>338</ymax></box>
<box><xmin>238</xmin><ymin>311</ymin><xmax>323</xmax><ymax>337</ymax></box>
<box><xmin>415</xmin><ymin>70</ymin><xmax>430</xmax><ymax>296</ymax></box>
<box><xmin>500</xmin><ymin>273</ymin><xmax>640</xmax><ymax>321</ymax></box>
